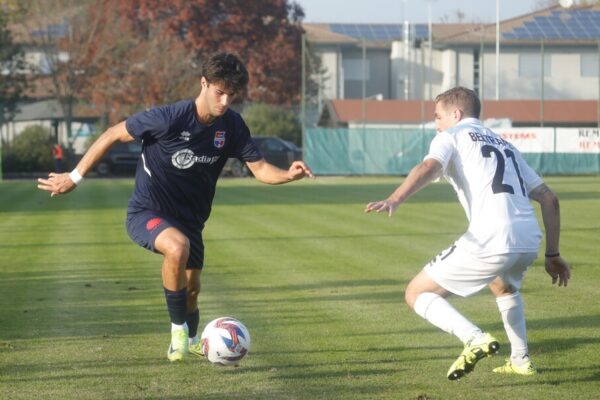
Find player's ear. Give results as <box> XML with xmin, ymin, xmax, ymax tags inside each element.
<box><xmin>454</xmin><ymin>108</ymin><xmax>464</xmax><ymax>121</ymax></box>
<box><xmin>200</xmin><ymin>77</ymin><xmax>208</xmax><ymax>89</ymax></box>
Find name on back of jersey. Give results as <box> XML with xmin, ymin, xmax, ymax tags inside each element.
<box><xmin>468</xmin><ymin>131</ymin><xmax>512</xmax><ymax>148</ymax></box>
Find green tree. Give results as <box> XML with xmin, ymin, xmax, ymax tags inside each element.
<box><xmin>243</xmin><ymin>103</ymin><xmax>301</xmax><ymax>145</ymax></box>
<box><xmin>0</xmin><ymin>7</ymin><xmax>27</xmax><ymax>129</ymax></box>
<box><xmin>2</xmin><ymin>125</ymin><xmax>55</xmax><ymax>172</ymax></box>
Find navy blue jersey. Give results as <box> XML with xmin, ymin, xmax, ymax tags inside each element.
<box><xmin>125</xmin><ymin>99</ymin><xmax>262</xmax><ymax>228</ymax></box>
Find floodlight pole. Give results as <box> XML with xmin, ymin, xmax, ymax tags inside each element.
<box><xmin>427</xmin><ymin>0</ymin><xmax>434</xmax><ymax>100</ymax></box>
<box><xmin>540</xmin><ymin>38</ymin><xmax>545</xmax><ymax>127</ymax></box>
<box><xmin>362</xmin><ymin>39</ymin><xmax>367</xmax><ymax>126</ymax></box>
<box><xmin>495</xmin><ymin>0</ymin><xmax>500</xmax><ymax>100</ymax></box>
<box><xmin>301</xmin><ymin>33</ymin><xmax>306</xmax><ymax>144</ymax></box>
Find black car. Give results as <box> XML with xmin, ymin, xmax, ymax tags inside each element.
<box><xmin>223</xmin><ymin>136</ymin><xmax>303</xmax><ymax>177</ymax></box>
<box><xmin>95</xmin><ymin>142</ymin><xmax>142</xmax><ymax>176</ymax></box>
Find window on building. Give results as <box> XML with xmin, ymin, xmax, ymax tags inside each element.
<box><xmin>518</xmin><ymin>53</ymin><xmax>551</xmax><ymax>78</ymax></box>
<box><xmin>342</xmin><ymin>59</ymin><xmax>370</xmax><ymax>81</ymax></box>
<box><xmin>581</xmin><ymin>53</ymin><xmax>598</xmax><ymax>77</ymax></box>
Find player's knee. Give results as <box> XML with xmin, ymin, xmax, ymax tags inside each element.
<box><xmin>162</xmin><ymin>236</ymin><xmax>190</xmax><ymax>264</ymax></box>
<box><xmin>404</xmin><ymin>286</ymin><xmax>418</xmax><ymax>310</ymax></box>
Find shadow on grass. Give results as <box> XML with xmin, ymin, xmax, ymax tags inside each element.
<box><xmin>5</xmin><ymin>181</ymin><xmax>458</xmax><ymax>213</ymax></box>
<box><xmin>0</xmin><ymin>230</ymin><xmax>461</xmax><ymax>251</ymax></box>
<box><xmin>483</xmin><ymin>364</ymin><xmax>600</xmax><ymax>388</ymax></box>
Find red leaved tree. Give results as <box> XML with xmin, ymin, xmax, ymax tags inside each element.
<box><xmin>84</xmin><ymin>0</ymin><xmax>305</xmax><ymax>122</ymax></box>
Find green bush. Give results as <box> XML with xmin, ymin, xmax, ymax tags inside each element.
<box><xmin>2</xmin><ymin>125</ymin><xmax>55</xmax><ymax>172</ymax></box>
<box><xmin>243</xmin><ymin>103</ymin><xmax>301</xmax><ymax>145</ymax></box>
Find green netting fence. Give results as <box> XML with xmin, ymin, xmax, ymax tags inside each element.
<box><xmin>304</xmin><ymin>128</ymin><xmax>600</xmax><ymax>175</ymax></box>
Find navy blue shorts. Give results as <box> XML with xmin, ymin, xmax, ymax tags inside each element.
<box><xmin>126</xmin><ymin>210</ymin><xmax>204</xmax><ymax>269</ymax></box>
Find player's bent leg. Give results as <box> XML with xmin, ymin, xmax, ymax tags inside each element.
<box><xmin>447</xmin><ymin>333</ymin><xmax>500</xmax><ymax>380</ymax></box>
<box><xmin>156</xmin><ymin>227</ymin><xmax>190</xmax><ymax>291</ymax></box>
<box><xmin>405</xmin><ymin>270</ymin><xmax>450</xmax><ymax>309</ymax></box>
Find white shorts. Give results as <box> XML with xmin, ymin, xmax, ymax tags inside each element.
<box><xmin>423</xmin><ymin>244</ymin><xmax>537</xmax><ymax>297</ymax></box>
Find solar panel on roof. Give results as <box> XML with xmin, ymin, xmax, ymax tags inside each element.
<box><xmin>329</xmin><ymin>23</ymin><xmax>428</xmax><ymax>41</ymax></box>
<box><xmin>504</xmin><ymin>9</ymin><xmax>600</xmax><ymax>40</ymax></box>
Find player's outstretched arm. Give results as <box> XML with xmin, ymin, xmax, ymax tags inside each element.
<box><xmin>246</xmin><ymin>159</ymin><xmax>314</xmax><ymax>185</ymax></box>
<box><xmin>365</xmin><ymin>158</ymin><xmax>442</xmax><ymax>217</ymax></box>
<box><xmin>37</xmin><ymin>121</ymin><xmax>134</xmax><ymax>197</ymax></box>
<box><xmin>529</xmin><ymin>183</ymin><xmax>571</xmax><ymax>287</ymax></box>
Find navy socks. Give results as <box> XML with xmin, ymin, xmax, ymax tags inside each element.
<box><xmin>163</xmin><ymin>287</ymin><xmax>187</xmax><ymax>325</ymax></box>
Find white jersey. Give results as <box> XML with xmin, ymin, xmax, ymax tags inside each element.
<box><xmin>425</xmin><ymin>118</ymin><xmax>543</xmax><ymax>256</ymax></box>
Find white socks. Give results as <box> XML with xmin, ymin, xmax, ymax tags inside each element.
<box><xmin>414</xmin><ymin>292</ymin><xmax>482</xmax><ymax>344</ymax></box>
<box><xmin>189</xmin><ymin>335</ymin><xmax>199</xmax><ymax>345</ymax></box>
<box><xmin>171</xmin><ymin>322</ymin><xmax>189</xmax><ymax>333</ymax></box>
<box><xmin>496</xmin><ymin>292</ymin><xmax>529</xmax><ymax>363</ymax></box>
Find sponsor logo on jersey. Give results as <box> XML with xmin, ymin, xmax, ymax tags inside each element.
<box><xmin>214</xmin><ymin>131</ymin><xmax>226</xmax><ymax>148</ymax></box>
<box><xmin>179</xmin><ymin>131</ymin><xmax>191</xmax><ymax>141</ymax></box>
<box><xmin>171</xmin><ymin>149</ymin><xmax>220</xmax><ymax>169</ymax></box>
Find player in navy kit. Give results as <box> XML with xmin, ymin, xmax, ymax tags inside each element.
<box><xmin>365</xmin><ymin>87</ymin><xmax>570</xmax><ymax>380</ymax></box>
<box><xmin>37</xmin><ymin>52</ymin><xmax>313</xmax><ymax>362</ymax></box>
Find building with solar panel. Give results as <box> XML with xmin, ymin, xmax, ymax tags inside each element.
<box><xmin>304</xmin><ymin>3</ymin><xmax>600</xmax><ymax>127</ymax></box>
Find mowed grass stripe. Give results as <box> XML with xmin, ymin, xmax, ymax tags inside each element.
<box><xmin>1</xmin><ymin>177</ymin><xmax>600</xmax><ymax>400</ymax></box>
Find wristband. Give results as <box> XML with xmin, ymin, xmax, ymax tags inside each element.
<box><xmin>545</xmin><ymin>252</ymin><xmax>560</xmax><ymax>258</ymax></box>
<box><xmin>69</xmin><ymin>168</ymin><xmax>83</xmax><ymax>185</ymax></box>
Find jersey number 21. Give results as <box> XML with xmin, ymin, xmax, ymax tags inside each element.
<box><xmin>481</xmin><ymin>145</ymin><xmax>526</xmax><ymax>196</ymax></box>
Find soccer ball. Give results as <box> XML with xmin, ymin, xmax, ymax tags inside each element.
<box><xmin>201</xmin><ymin>317</ymin><xmax>251</xmax><ymax>366</ymax></box>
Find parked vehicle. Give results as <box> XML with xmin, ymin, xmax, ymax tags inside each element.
<box><xmin>223</xmin><ymin>136</ymin><xmax>303</xmax><ymax>177</ymax></box>
<box><xmin>95</xmin><ymin>142</ymin><xmax>142</xmax><ymax>176</ymax></box>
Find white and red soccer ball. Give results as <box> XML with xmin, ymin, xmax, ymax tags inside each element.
<box><xmin>201</xmin><ymin>317</ymin><xmax>251</xmax><ymax>366</ymax></box>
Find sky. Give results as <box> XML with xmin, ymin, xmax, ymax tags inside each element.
<box><xmin>294</xmin><ymin>0</ymin><xmax>550</xmax><ymax>24</ymax></box>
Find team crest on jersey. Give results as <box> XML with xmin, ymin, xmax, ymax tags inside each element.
<box><xmin>179</xmin><ymin>131</ymin><xmax>191</xmax><ymax>141</ymax></box>
<box><xmin>214</xmin><ymin>131</ymin><xmax>226</xmax><ymax>148</ymax></box>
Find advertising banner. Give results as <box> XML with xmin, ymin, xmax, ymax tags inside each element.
<box><xmin>556</xmin><ymin>128</ymin><xmax>600</xmax><ymax>153</ymax></box>
<box><xmin>495</xmin><ymin>128</ymin><xmax>555</xmax><ymax>153</ymax></box>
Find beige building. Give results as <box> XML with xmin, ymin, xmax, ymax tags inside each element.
<box><xmin>303</xmin><ymin>4</ymin><xmax>600</xmax><ymax>126</ymax></box>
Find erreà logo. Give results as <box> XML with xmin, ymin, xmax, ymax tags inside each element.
<box><xmin>171</xmin><ymin>149</ymin><xmax>220</xmax><ymax>169</ymax></box>
<box><xmin>214</xmin><ymin>131</ymin><xmax>225</xmax><ymax>148</ymax></box>
<box><xmin>179</xmin><ymin>131</ymin><xmax>191</xmax><ymax>141</ymax></box>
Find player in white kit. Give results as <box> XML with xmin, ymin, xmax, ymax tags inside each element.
<box><xmin>365</xmin><ymin>87</ymin><xmax>571</xmax><ymax>380</ymax></box>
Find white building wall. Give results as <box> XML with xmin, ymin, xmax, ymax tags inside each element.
<box><xmin>440</xmin><ymin>49</ymin><xmax>457</xmax><ymax>93</ymax></box>
<box><xmin>318</xmin><ymin>48</ymin><xmax>340</xmax><ymax>100</ymax></box>
<box><xmin>457</xmin><ymin>50</ymin><xmax>474</xmax><ymax>89</ymax></box>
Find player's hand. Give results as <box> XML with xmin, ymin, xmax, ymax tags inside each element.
<box><xmin>37</xmin><ymin>172</ymin><xmax>77</xmax><ymax>197</ymax></box>
<box><xmin>287</xmin><ymin>161</ymin><xmax>314</xmax><ymax>181</ymax></box>
<box><xmin>544</xmin><ymin>256</ymin><xmax>571</xmax><ymax>287</ymax></box>
<box><xmin>364</xmin><ymin>199</ymin><xmax>398</xmax><ymax>217</ymax></box>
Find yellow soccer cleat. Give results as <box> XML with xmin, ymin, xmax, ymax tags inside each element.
<box><xmin>447</xmin><ymin>333</ymin><xmax>500</xmax><ymax>380</ymax></box>
<box><xmin>188</xmin><ymin>338</ymin><xmax>205</xmax><ymax>357</ymax></box>
<box><xmin>493</xmin><ymin>359</ymin><xmax>538</xmax><ymax>375</ymax></box>
<box><xmin>167</xmin><ymin>329</ymin><xmax>189</xmax><ymax>362</ymax></box>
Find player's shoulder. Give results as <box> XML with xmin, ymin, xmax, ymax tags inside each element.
<box><xmin>221</xmin><ymin>108</ymin><xmax>249</xmax><ymax>133</ymax></box>
<box><xmin>160</xmin><ymin>98</ymin><xmax>195</xmax><ymax>118</ymax></box>
<box><xmin>222</xmin><ymin>107</ymin><xmax>243</xmax><ymax>123</ymax></box>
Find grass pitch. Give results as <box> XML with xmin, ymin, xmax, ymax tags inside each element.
<box><xmin>0</xmin><ymin>176</ymin><xmax>599</xmax><ymax>400</ymax></box>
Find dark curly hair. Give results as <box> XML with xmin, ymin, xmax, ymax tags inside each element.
<box><xmin>200</xmin><ymin>52</ymin><xmax>249</xmax><ymax>95</ymax></box>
